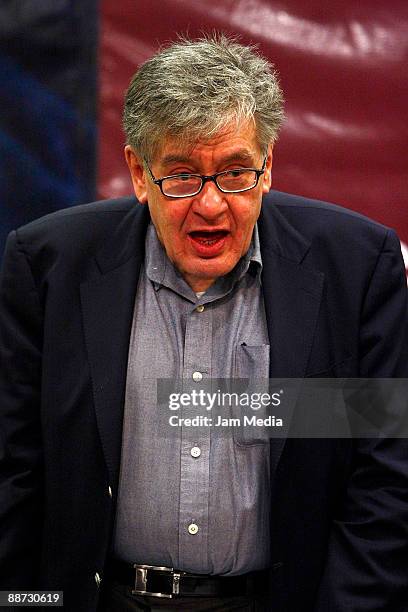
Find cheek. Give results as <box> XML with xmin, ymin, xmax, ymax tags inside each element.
<box><xmin>232</xmin><ymin>206</ymin><xmax>260</xmax><ymax>251</ymax></box>
<box><xmin>149</xmin><ymin>197</ymin><xmax>174</xmax><ymax>229</ymax></box>
<box><xmin>235</xmin><ymin>205</ymin><xmax>259</xmax><ymax>234</ymax></box>
<box><xmin>155</xmin><ymin>209</ymin><xmax>188</xmax><ymax>252</ymax></box>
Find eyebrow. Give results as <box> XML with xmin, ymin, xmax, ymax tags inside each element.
<box><xmin>159</xmin><ymin>149</ymin><xmax>256</xmax><ymax>169</ymax></box>
<box><xmin>220</xmin><ymin>150</ymin><xmax>255</xmax><ymax>165</ymax></box>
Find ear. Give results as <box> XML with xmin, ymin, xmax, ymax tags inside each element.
<box><xmin>124</xmin><ymin>145</ymin><xmax>148</xmax><ymax>204</ymax></box>
<box><xmin>261</xmin><ymin>145</ymin><xmax>273</xmax><ymax>194</ymax></box>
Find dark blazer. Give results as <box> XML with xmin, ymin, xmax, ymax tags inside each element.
<box><xmin>0</xmin><ymin>191</ymin><xmax>407</xmax><ymax>612</ymax></box>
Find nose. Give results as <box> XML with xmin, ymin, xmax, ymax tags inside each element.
<box><xmin>191</xmin><ymin>180</ymin><xmax>228</xmax><ymax>219</ymax></box>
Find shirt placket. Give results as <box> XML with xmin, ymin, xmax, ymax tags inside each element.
<box><xmin>178</xmin><ymin>301</ymin><xmax>212</xmax><ymax>572</ymax></box>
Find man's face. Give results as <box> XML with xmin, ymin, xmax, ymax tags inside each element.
<box><xmin>126</xmin><ymin>122</ymin><xmax>273</xmax><ymax>292</ymax></box>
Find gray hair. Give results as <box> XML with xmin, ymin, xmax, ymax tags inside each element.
<box><xmin>123</xmin><ymin>33</ymin><xmax>285</xmax><ymax>162</ymax></box>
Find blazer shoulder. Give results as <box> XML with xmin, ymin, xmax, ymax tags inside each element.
<box><xmin>265</xmin><ymin>190</ymin><xmax>396</xmax><ymax>248</ymax></box>
<box><xmin>17</xmin><ymin>196</ymin><xmax>137</xmax><ymax>235</ymax></box>
<box><xmin>12</xmin><ymin>196</ymin><xmax>142</xmax><ymax>252</ymax></box>
<box><xmin>8</xmin><ymin>196</ymin><xmax>146</xmax><ymax>282</ymax></box>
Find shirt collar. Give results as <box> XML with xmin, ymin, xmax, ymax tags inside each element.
<box><xmin>145</xmin><ymin>223</ymin><xmax>263</xmax><ymax>302</ymax></box>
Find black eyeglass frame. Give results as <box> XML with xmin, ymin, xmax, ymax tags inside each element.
<box><xmin>144</xmin><ymin>156</ymin><xmax>267</xmax><ymax>198</ymax></box>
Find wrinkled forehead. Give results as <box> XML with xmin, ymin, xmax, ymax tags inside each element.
<box><xmin>150</xmin><ymin>119</ymin><xmax>263</xmax><ymax>166</ymax></box>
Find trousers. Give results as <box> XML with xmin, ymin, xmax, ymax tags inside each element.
<box><xmin>97</xmin><ymin>580</ymin><xmax>270</xmax><ymax>612</ymax></box>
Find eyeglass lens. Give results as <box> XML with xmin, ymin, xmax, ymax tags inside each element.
<box><xmin>162</xmin><ymin>170</ymin><xmax>258</xmax><ymax>196</ymax></box>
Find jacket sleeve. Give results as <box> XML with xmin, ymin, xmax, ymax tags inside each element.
<box><xmin>315</xmin><ymin>229</ymin><xmax>408</xmax><ymax>611</ymax></box>
<box><xmin>0</xmin><ymin>230</ymin><xmax>44</xmax><ymax>588</ymax></box>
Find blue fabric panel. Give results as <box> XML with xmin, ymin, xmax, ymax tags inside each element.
<box><xmin>0</xmin><ymin>1</ymin><xmax>98</xmax><ymax>256</ymax></box>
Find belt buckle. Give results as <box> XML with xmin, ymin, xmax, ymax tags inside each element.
<box><xmin>132</xmin><ymin>564</ymin><xmax>182</xmax><ymax>599</ymax></box>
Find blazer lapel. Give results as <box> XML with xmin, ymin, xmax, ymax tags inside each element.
<box><xmin>258</xmin><ymin>199</ymin><xmax>325</xmax><ymax>477</ymax></box>
<box><xmin>80</xmin><ymin>203</ymin><xmax>149</xmax><ymax>491</ymax></box>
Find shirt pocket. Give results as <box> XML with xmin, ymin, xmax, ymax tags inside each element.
<box><xmin>232</xmin><ymin>343</ymin><xmax>271</xmax><ymax>447</ymax></box>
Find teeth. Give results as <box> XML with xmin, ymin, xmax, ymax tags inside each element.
<box><xmin>191</xmin><ymin>232</ymin><xmax>226</xmax><ymax>246</ymax></box>
<box><xmin>200</xmin><ymin>239</ymin><xmax>217</xmax><ymax>245</ymax></box>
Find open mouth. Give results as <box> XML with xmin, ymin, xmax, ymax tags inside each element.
<box><xmin>189</xmin><ymin>230</ymin><xmax>228</xmax><ymax>245</ymax></box>
<box><xmin>188</xmin><ymin>230</ymin><xmax>229</xmax><ymax>256</ymax></box>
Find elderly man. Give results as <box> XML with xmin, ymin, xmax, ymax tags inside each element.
<box><xmin>0</xmin><ymin>35</ymin><xmax>407</xmax><ymax>612</ymax></box>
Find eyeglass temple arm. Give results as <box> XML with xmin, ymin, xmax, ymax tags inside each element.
<box><xmin>144</xmin><ymin>160</ymin><xmax>161</xmax><ymax>185</ymax></box>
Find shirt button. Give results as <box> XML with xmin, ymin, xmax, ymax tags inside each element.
<box><xmin>191</xmin><ymin>446</ymin><xmax>201</xmax><ymax>458</ymax></box>
<box><xmin>95</xmin><ymin>572</ymin><xmax>102</xmax><ymax>587</ymax></box>
<box><xmin>196</xmin><ymin>305</ymin><xmax>205</xmax><ymax>313</ymax></box>
<box><xmin>188</xmin><ymin>523</ymin><xmax>199</xmax><ymax>535</ymax></box>
<box><xmin>192</xmin><ymin>371</ymin><xmax>203</xmax><ymax>382</ymax></box>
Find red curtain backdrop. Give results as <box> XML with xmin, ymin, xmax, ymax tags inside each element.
<box><xmin>98</xmin><ymin>0</ymin><xmax>408</xmax><ymax>275</ymax></box>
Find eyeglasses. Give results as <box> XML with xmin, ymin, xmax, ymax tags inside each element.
<box><xmin>144</xmin><ymin>157</ymin><xmax>267</xmax><ymax>198</ymax></box>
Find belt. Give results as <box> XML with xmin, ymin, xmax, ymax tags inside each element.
<box><xmin>106</xmin><ymin>560</ymin><xmax>269</xmax><ymax>599</ymax></box>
